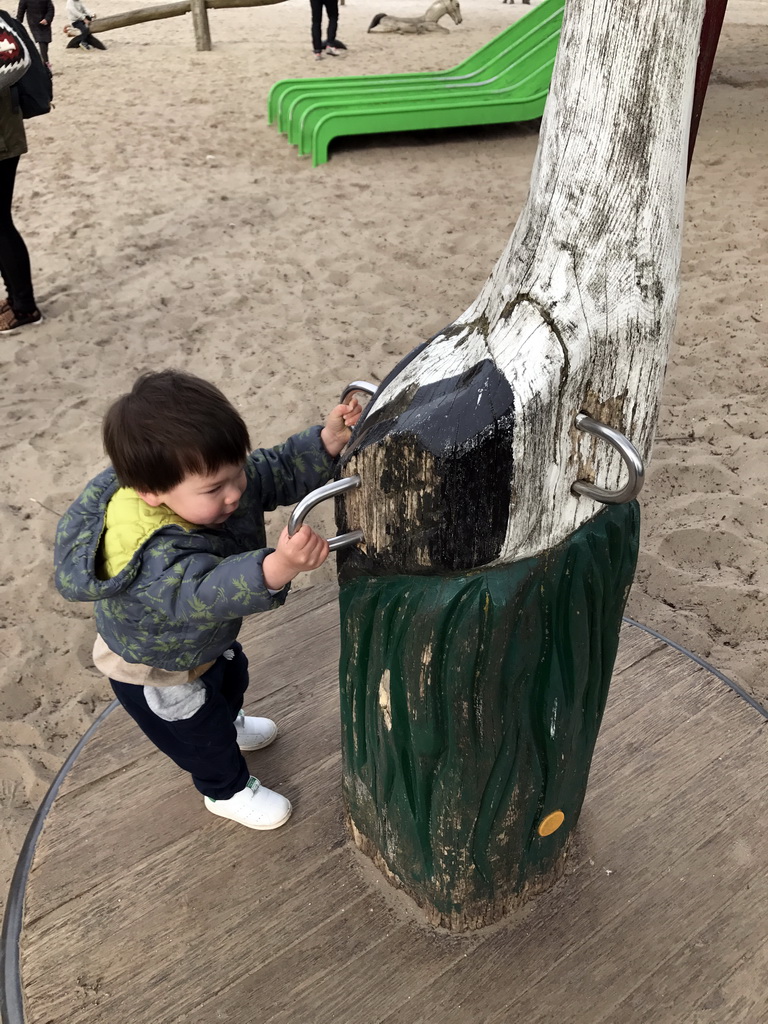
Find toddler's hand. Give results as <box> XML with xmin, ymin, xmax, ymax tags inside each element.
<box><xmin>321</xmin><ymin>398</ymin><xmax>363</xmax><ymax>457</ymax></box>
<box><xmin>262</xmin><ymin>525</ymin><xmax>330</xmax><ymax>589</ymax></box>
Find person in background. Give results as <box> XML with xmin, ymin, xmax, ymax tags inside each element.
<box><xmin>309</xmin><ymin>0</ymin><xmax>343</xmax><ymax>61</ymax></box>
<box><xmin>0</xmin><ymin>68</ymin><xmax>43</xmax><ymax>332</ymax></box>
<box><xmin>16</xmin><ymin>0</ymin><xmax>54</xmax><ymax>69</ymax></box>
<box><xmin>64</xmin><ymin>0</ymin><xmax>104</xmax><ymax>49</ymax></box>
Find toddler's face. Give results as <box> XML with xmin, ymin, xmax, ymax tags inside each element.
<box><xmin>142</xmin><ymin>463</ymin><xmax>247</xmax><ymax>526</ymax></box>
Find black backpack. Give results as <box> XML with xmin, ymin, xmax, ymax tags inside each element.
<box><xmin>1</xmin><ymin>10</ymin><xmax>53</xmax><ymax>118</ymax></box>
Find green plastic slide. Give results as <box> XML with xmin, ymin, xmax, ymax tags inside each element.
<box><xmin>267</xmin><ymin>0</ymin><xmax>564</xmax><ymax>167</ymax></box>
<box><xmin>294</xmin><ymin>31</ymin><xmax>559</xmax><ymax>158</ymax></box>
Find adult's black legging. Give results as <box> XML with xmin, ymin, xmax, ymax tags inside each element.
<box><xmin>0</xmin><ymin>156</ymin><xmax>36</xmax><ymax>315</ymax></box>
<box><xmin>310</xmin><ymin>0</ymin><xmax>338</xmax><ymax>53</ymax></box>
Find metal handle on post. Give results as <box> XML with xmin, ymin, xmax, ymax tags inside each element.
<box><xmin>572</xmin><ymin>413</ymin><xmax>645</xmax><ymax>504</ymax></box>
<box><xmin>288</xmin><ymin>476</ymin><xmax>364</xmax><ymax>552</ymax></box>
<box><xmin>340</xmin><ymin>381</ymin><xmax>378</xmax><ymax>404</ymax></box>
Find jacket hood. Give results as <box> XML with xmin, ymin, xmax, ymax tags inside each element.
<box><xmin>54</xmin><ymin>467</ymin><xmax>142</xmax><ymax>602</ymax></box>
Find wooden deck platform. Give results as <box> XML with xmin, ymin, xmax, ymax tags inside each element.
<box><xmin>3</xmin><ymin>584</ymin><xmax>767</xmax><ymax>1024</ymax></box>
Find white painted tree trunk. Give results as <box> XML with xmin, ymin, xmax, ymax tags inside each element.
<box><xmin>341</xmin><ymin>0</ymin><xmax>706</xmax><ymax>569</ymax></box>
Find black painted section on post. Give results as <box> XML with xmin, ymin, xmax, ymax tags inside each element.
<box><xmin>338</xmin><ymin>355</ymin><xmax>515</xmax><ymax>578</ymax></box>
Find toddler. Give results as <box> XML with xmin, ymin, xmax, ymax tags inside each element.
<box><xmin>54</xmin><ymin>369</ymin><xmax>361</xmax><ymax>830</ymax></box>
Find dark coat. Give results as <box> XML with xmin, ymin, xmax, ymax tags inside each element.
<box><xmin>16</xmin><ymin>0</ymin><xmax>54</xmax><ymax>43</ymax></box>
<box><xmin>0</xmin><ymin>85</ymin><xmax>27</xmax><ymax>161</ymax></box>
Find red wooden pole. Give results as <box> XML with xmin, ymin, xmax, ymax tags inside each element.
<box><xmin>688</xmin><ymin>0</ymin><xmax>729</xmax><ymax>172</ymax></box>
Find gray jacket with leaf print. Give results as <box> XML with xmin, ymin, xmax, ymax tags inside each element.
<box><xmin>54</xmin><ymin>427</ymin><xmax>336</xmax><ymax>671</ymax></box>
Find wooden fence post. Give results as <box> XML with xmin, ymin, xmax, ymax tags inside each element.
<box><xmin>334</xmin><ymin>0</ymin><xmax>709</xmax><ymax>931</ymax></box>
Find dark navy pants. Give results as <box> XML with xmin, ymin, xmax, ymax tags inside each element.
<box><xmin>310</xmin><ymin>0</ymin><xmax>338</xmax><ymax>53</ymax></box>
<box><xmin>110</xmin><ymin>641</ymin><xmax>251</xmax><ymax>801</ymax></box>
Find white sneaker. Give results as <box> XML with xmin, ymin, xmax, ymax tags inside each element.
<box><xmin>204</xmin><ymin>776</ymin><xmax>292</xmax><ymax>830</ymax></box>
<box><xmin>234</xmin><ymin>709</ymin><xmax>278</xmax><ymax>751</ymax></box>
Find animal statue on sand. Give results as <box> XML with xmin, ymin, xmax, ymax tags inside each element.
<box><xmin>368</xmin><ymin>0</ymin><xmax>462</xmax><ymax>34</ymax></box>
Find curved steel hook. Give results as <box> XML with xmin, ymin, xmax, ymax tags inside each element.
<box><xmin>340</xmin><ymin>381</ymin><xmax>378</xmax><ymax>405</ymax></box>
<box><xmin>572</xmin><ymin>413</ymin><xmax>645</xmax><ymax>504</ymax></box>
<box><xmin>288</xmin><ymin>476</ymin><xmax>364</xmax><ymax>552</ymax></box>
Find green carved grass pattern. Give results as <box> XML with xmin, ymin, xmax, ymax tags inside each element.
<box><xmin>339</xmin><ymin>502</ymin><xmax>640</xmax><ymax>928</ymax></box>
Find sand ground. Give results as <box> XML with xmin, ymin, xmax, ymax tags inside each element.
<box><xmin>1</xmin><ymin>0</ymin><xmax>766</xmax><ymax>913</ymax></box>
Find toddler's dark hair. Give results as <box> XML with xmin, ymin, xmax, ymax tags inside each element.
<box><xmin>103</xmin><ymin>370</ymin><xmax>251</xmax><ymax>492</ymax></box>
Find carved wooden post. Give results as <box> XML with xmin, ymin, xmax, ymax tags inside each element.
<box><xmin>333</xmin><ymin>0</ymin><xmax>708</xmax><ymax>931</ymax></box>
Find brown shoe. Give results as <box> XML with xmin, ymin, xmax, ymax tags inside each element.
<box><xmin>0</xmin><ymin>307</ymin><xmax>44</xmax><ymax>333</ymax></box>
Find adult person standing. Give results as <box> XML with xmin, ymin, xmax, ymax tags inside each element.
<box><xmin>0</xmin><ymin>9</ymin><xmax>44</xmax><ymax>332</ymax></box>
<box><xmin>309</xmin><ymin>0</ymin><xmax>343</xmax><ymax>60</ymax></box>
<box><xmin>16</xmin><ymin>0</ymin><xmax>54</xmax><ymax>69</ymax></box>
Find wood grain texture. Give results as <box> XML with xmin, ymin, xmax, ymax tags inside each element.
<box><xmin>336</xmin><ymin>0</ymin><xmax>707</xmax><ymax>576</ymax></box>
<box><xmin>16</xmin><ymin>586</ymin><xmax>766</xmax><ymax>1024</ymax></box>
